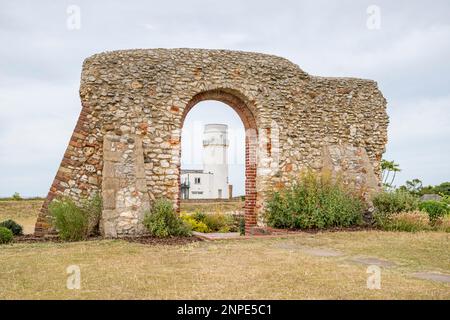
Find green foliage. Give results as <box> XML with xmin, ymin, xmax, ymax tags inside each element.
<box><xmin>433</xmin><ymin>182</ymin><xmax>450</xmax><ymax>196</ymax></box>
<box><xmin>441</xmin><ymin>195</ymin><xmax>450</xmax><ymax>205</ymax></box>
<box><xmin>49</xmin><ymin>198</ymin><xmax>88</xmax><ymax>241</ymax></box>
<box><xmin>49</xmin><ymin>193</ymin><xmax>102</xmax><ymax>241</ymax></box>
<box><xmin>265</xmin><ymin>192</ymin><xmax>293</xmax><ymax>228</ymax></box>
<box><xmin>0</xmin><ymin>195</ymin><xmax>44</xmax><ymax>201</ymax></box>
<box><xmin>202</xmin><ymin>214</ymin><xmax>230</xmax><ymax>232</ymax></box>
<box><xmin>372</xmin><ymin>190</ymin><xmax>419</xmax><ymax>225</ymax></box>
<box><xmin>399</xmin><ymin>180</ymin><xmax>450</xmax><ymax>197</ymax></box>
<box><xmin>80</xmin><ymin>193</ymin><xmax>103</xmax><ymax>235</ymax></box>
<box><xmin>218</xmin><ymin>225</ymin><xmax>231</xmax><ymax>233</ymax></box>
<box><xmin>239</xmin><ymin>217</ymin><xmax>246</xmax><ymax>236</ymax></box>
<box><xmin>204</xmin><ymin>213</ymin><xmax>235</xmax><ymax>233</ymax></box>
<box><xmin>402</xmin><ymin>179</ymin><xmax>423</xmax><ymax>196</ymax></box>
<box><xmin>181</xmin><ymin>211</ymin><xmax>237</xmax><ymax>233</ymax></box>
<box><xmin>265</xmin><ymin>171</ymin><xmax>364</xmax><ymax>229</ymax></box>
<box><xmin>418</xmin><ymin>185</ymin><xmax>436</xmax><ymax>195</ymax></box>
<box><xmin>373</xmin><ymin>189</ymin><xmax>450</xmax><ymax>232</ymax></box>
<box><xmin>0</xmin><ymin>219</ymin><xmax>23</xmax><ymax>236</ymax></box>
<box><xmin>181</xmin><ymin>214</ymin><xmax>210</xmax><ymax>233</ymax></box>
<box><xmin>419</xmin><ymin>200</ymin><xmax>450</xmax><ymax>223</ymax></box>
<box><xmin>143</xmin><ymin>199</ymin><xmax>191</xmax><ymax>238</ymax></box>
<box><xmin>434</xmin><ymin>216</ymin><xmax>450</xmax><ymax>233</ymax></box>
<box><xmin>381</xmin><ymin>159</ymin><xmax>401</xmax><ymax>188</ymax></box>
<box><xmin>227</xmin><ymin>215</ymin><xmax>240</xmax><ymax>233</ymax></box>
<box><xmin>0</xmin><ymin>227</ymin><xmax>14</xmax><ymax>244</ymax></box>
<box><xmin>12</xmin><ymin>192</ymin><xmax>22</xmax><ymax>201</ymax></box>
<box><xmin>192</xmin><ymin>211</ymin><xmax>207</xmax><ymax>223</ymax></box>
<box><xmin>379</xmin><ymin>211</ymin><xmax>432</xmax><ymax>232</ymax></box>
<box><xmin>375</xmin><ymin>210</ymin><xmax>450</xmax><ymax>233</ymax></box>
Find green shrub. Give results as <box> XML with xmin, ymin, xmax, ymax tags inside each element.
<box><xmin>143</xmin><ymin>199</ymin><xmax>191</xmax><ymax>238</ymax></box>
<box><xmin>0</xmin><ymin>219</ymin><xmax>23</xmax><ymax>236</ymax></box>
<box><xmin>49</xmin><ymin>194</ymin><xmax>102</xmax><ymax>241</ymax></box>
<box><xmin>81</xmin><ymin>193</ymin><xmax>102</xmax><ymax>235</ymax></box>
<box><xmin>372</xmin><ymin>190</ymin><xmax>419</xmax><ymax>225</ymax></box>
<box><xmin>441</xmin><ymin>194</ymin><xmax>450</xmax><ymax>205</ymax></box>
<box><xmin>265</xmin><ymin>192</ymin><xmax>293</xmax><ymax>228</ymax></box>
<box><xmin>199</xmin><ymin>213</ymin><xmax>234</xmax><ymax>233</ymax></box>
<box><xmin>218</xmin><ymin>225</ymin><xmax>231</xmax><ymax>233</ymax></box>
<box><xmin>227</xmin><ymin>215</ymin><xmax>240</xmax><ymax>233</ymax></box>
<box><xmin>181</xmin><ymin>214</ymin><xmax>210</xmax><ymax>233</ymax></box>
<box><xmin>192</xmin><ymin>211</ymin><xmax>207</xmax><ymax>223</ymax></box>
<box><xmin>380</xmin><ymin>211</ymin><xmax>432</xmax><ymax>232</ymax></box>
<box><xmin>239</xmin><ymin>217</ymin><xmax>246</xmax><ymax>236</ymax></box>
<box><xmin>434</xmin><ymin>216</ymin><xmax>450</xmax><ymax>233</ymax></box>
<box><xmin>419</xmin><ymin>200</ymin><xmax>450</xmax><ymax>223</ymax></box>
<box><xmin>0</xmin><ymin>227</ymin><xmax>13</xmax><ymax>244</ymax></box>
<box><xmin>202</xmin><ymin>213</ymin><xmax>228</xmax><ymax>232</ymax></box>
<box><xmin>182</xmin><ymin>211</ymin><xmax>237</xmax><ymax>233</ymax></box>
<box><xmin>265</xmin><ymin>171</ymin><xmax>364</xmax><ymax>229</ymax></box>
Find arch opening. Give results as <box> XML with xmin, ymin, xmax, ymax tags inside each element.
<box><xmin>180</xmin><ymin>90</ymin><xmax>258</xmax><ymax>234</ymax></box>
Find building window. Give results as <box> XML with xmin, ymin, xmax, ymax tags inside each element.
<box><xmin>195</xmin><ymin>177</ymin><xmax>201</xmax><ymax>184</ymax></box>
<box><xmin>192</xmin><ymin>191</ymin><xmax>203</xmax><ymax>195</ymax></box>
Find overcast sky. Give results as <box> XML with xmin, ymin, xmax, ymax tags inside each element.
<box><xmin>0</xmin><ymin>0</ymin><xmax>449</xmax><ymax>197</ymax></box>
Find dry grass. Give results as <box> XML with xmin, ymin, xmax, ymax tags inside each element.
<box><xmin>435</xmin><ymin>216</ymin><xmax>450</xmax><ymax>233</ymax></box>
<box><xmin>0</xmin><ymin>231</ymin><xmax>449</xmax><ymax>300</ymax></box>
<box><xmin>180</xmin><ymin>200</ymin><xmax>244</xmax><ymax>214</ymax></box>
<box><xmin>0</xmin><ymin>200</ymin><xmax>42</xmax><ymax>234</ymax></box>
<box><xmin>0</xmin><ymin>199</ymin><xmax>244</xmax><ymax>234</ymax></box>
<box><xmin>1</xmin><ymin>200</ymin><xmax>448</xmax><ymax>299</ymax></box>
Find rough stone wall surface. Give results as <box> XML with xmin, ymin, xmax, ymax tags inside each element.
<box><xmin>101</xmin><ymin>134</ymin><xmax>149</xmax><ymax>237</ymax></box>
<box><xmin>34</xmin><ymin>48</ymin><xmax>388</xmax><ymax>237</ymax></box>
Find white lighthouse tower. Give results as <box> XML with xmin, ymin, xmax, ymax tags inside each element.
<box><xmin>180</xmin><ymin>123</ymin><xmax>231</xmax><ymax>200</ymax></box>
<box><xmin>202</xmin><ymin>124</ymin><xmax>229</xmax><ymax>199</ymax></box>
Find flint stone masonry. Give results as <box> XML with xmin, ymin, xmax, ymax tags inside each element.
<box><xmin>101</xmin><ymin>134</ymin><xmax>149</xmax><ymax>236</ymax></box>
<box><xmin>34</xmin><ymin>48</ymin><xmax>388</xmax><ymax>237</ymax></box>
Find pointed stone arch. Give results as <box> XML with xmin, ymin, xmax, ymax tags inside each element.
<box><xmin>180</xmin><ymin>89</ymin><xmax>259</xmax><ymax>233</ymax></box>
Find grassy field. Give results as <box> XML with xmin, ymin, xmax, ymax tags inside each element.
<box><xmin>0</xmin><ymin>199</ymin><xmax>245</xmax><ymax>235</ymax></box>
<box><xmin>180</xmin><ymin>200</ymin><xmax>245</xmax><ymax>214</ymax></box>
<box><xmin>0</xmin><ymin>200</ymin><xmax>449</xmax><ymax>299</ymax></box>
<box><xmin>0</xmin><ymin>200</ymin><xmax>42</xmax><ymax>234</ymax></box>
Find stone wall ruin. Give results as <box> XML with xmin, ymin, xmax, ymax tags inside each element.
<box><xmin>34</xmin><ymin>48</ymin><xmax>388</xmax><ymax>237</ymax></box>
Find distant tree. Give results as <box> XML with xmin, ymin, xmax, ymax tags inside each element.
<box><xmin>419</xmin><ymin>185</ymin><xmax>436</xmax><ymax>195</ymax></box>
<box><xmin>381</xmin><ymin>159</ymin><xmax>401</xmax><ymax>188</ymax></box>
<box><xmin>434</xmin><ymin>182</ymin><xmax>450</xmax><ymax>196</ymax></box>
<box><xmin>12</xmin><ymin>192</ymin><xmax>22</xmax><ymax>201</ymax></box>
<box><xmin>404</xmin><ymin>179</ymin><xmax>423</xmax><ymax>195</ymax></box>
<box><xmin>399</xmin><ymin>181</ymin><xmax>450</xmax><ymax>197</ymax></box>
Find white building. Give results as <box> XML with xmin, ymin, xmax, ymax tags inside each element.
<box><xmin>181</xmin><ymin>124</ymin><xmax>232</xmax><ymax>199</ymax></box>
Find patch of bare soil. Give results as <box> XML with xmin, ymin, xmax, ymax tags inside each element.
<box><xmin>270</xmin><ymin>225</ymin><xmax>375</xmax><ymax>235</ymax></box>
<box><xmin>13</xmin><ymin>234</ymin><xmax>63</xmax><ymax>243</ymax></box>
<box><xmin>13</xmin><ymin>234</ymin><xmax>201</xmax><ymax>246</ymax></box>
<box><xmin>122</xmin><ymin>235</ymin><xmax>201</xmax><ymax>245</ymax></box>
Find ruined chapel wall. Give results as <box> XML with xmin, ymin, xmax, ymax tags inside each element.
<box><xmin>35</xmin><ymin>49</ymin><xmax>388</xmax><ymax>236</ymax></box>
